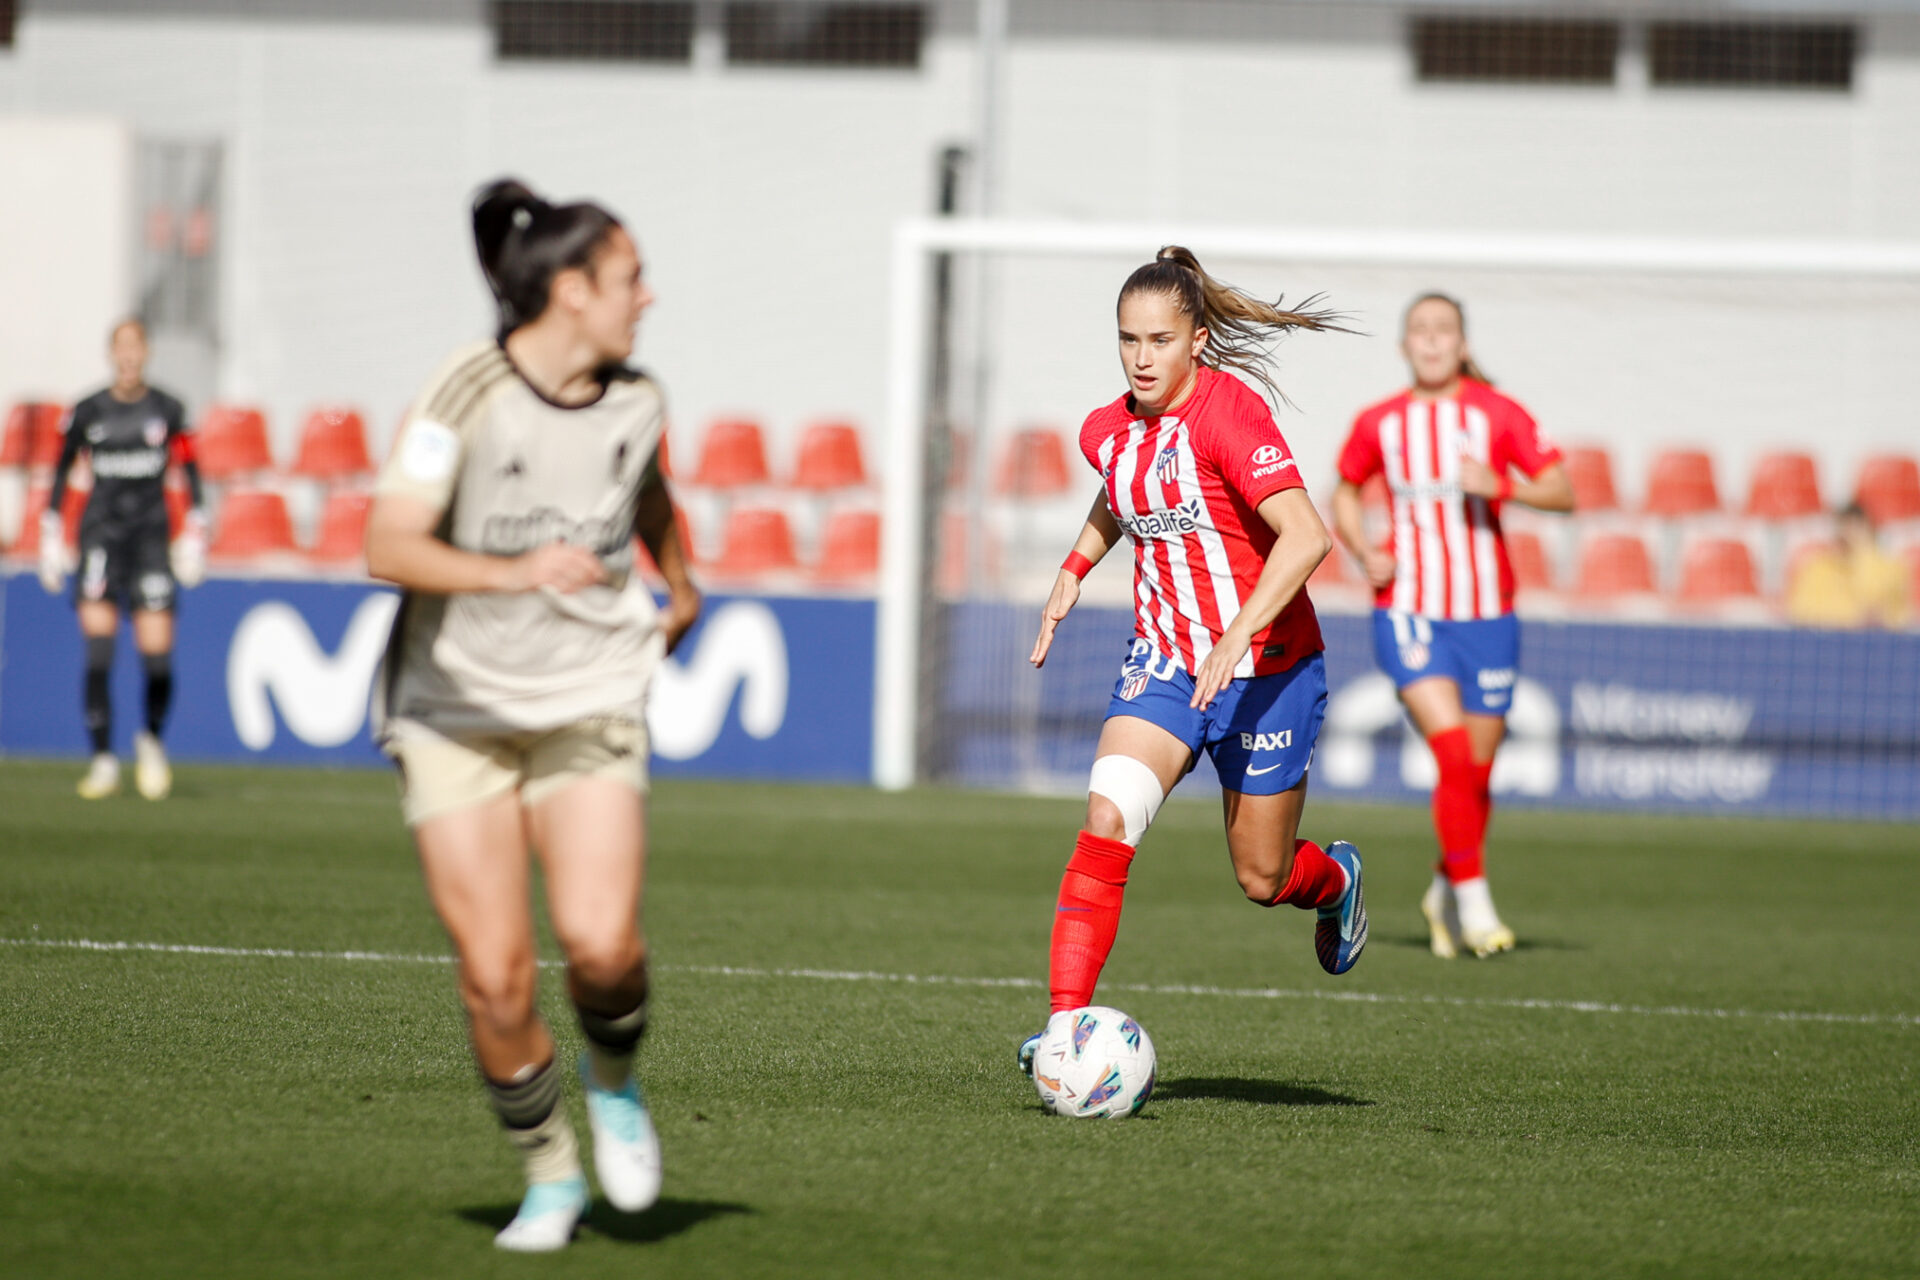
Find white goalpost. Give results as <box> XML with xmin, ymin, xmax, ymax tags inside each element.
<box><xmin>872</xmin><ymin>216</ymin><xmax>1920</xmax><ymax>791</ymax></box>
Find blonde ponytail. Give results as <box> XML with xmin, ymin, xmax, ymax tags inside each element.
<box><xmin>1118</xmin><ymin>246</ymin><xmax>1351</xmax><ymax>407</ymax></box>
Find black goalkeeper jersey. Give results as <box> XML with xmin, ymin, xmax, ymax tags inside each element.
<box><xmin>49</xmin><ymin>387</ymin><xmax>204</xmax><ymax>535</ymax></box>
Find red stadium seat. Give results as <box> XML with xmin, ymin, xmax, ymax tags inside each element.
<box><xmin>1744</xmin><ymin>451</ymin><xmax>1823</xmax><ymax>520</ymax></box>
<box><xmin>3</xmin><ymin>403</ymin><xmax>69</xmax><ymax>471</ymax></box>
<box><xmin>208</xmin><ymin>488</ymin><xmax>296</xmax><ymax>559</ymax></box>
<box><xmin>291</xmin><ymin>407</ymin><xmax>373</xmax><ymax>480</ymax></box>
<box><xmin>707</xmin><ymin>506</ymin><xmax>797</xmax><ymax>579</ymax></box>
<box><xmin>14</xmin><ymin>484</ymin><xmax>87</xmax><ymax>553</ymax></box>
<box><xmin>812</xmin><ymin>509</ymin><xmax>881</xmax><ymax>584</ymax></box>
<box><xmin>1506</xmin><ymin>529</ymin><xmax>1554</xmax><ymax>591</ymax></box>
<box><xmin>692</xmin><ymin>418</ymin><xmax>770</xmax><ymax>489</ymax></box>
<box><xmin>791</xmin><ymin>421</ymin><xmax>868</xmax><ymax>491</ymax></box>
<box><xmin>1574</xmin><ymin>532</ymin><xmax>1656</xmax><ymax>597</ymax></box>
<box><xmin>197</xmin><ymin>404</ymin><xmax>275</xmax><ymax>478</ymax></box>
<box><xmin>1854</xmin><ymin>454</ymin><xmax>1920</xmax><ymax>524</ymax></box>
<box><xmin>936</xmin><ymin>510</ymin><xmax>1000</xmax><ymax>595</ymax></box>
<box><xmin>1563</xmin><ymin>446</ymin><xmax>1618</xmax><ymax>513</ymax></box>
<box><xmin>995</xmin><ymin>427</ymin><xmax>1072</xmax><ymax>497</ymax></box>
<box><xmin>309</xmin><ymin>491</ymin><xmax>371</xmax><ymax>563</ymax></box>
<box><xmin>1643</xmin><ymin>449</ymin><xmax>1720</xmax><ymax>517</ymax></box>
<box><xmin>2</xmin><ymin>403</ymin><xmax>48</xmax><ymax>467</ymax></box>
<box><xmin>1676</xmin><ymin>536</ymin><xmax>1760</xmax><ymax>602</ymax></box>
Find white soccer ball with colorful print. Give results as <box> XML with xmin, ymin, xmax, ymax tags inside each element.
<box><xmin>1031</xmin><ymin>1006</ymin><xmax>1156</xmax><ymax>1119</ymax></box>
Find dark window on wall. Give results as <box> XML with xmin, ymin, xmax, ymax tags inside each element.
<box><xmin>1413</xmin><ymin>16</ymin><xmax>1619</xmax><ymax>85</ymax></box>
<box><xmin>725</xmin><ymin>3</ymin><xmax>925</xmax><ymax>68</ymax></box>
<box><xmin>492</xmin><ymin>1</ymin><xmax>696</xmax><ymax>63</ymax></box>
<box><xmin>0</xmin><ymin>0</ymin><xmax>16</xmax><ymax>50</ymax></box>
<box><xmin>1649</xmin><ymin>22</ymin><xmax>1856</xmax><ymax>89</ymax></box>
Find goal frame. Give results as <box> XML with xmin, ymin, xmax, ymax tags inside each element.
<box><xmin>872</xmin><ymin>216</ymin><xmax>1920</xmax><ymax>789</ymax></box>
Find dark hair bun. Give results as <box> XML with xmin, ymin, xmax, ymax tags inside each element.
<box><xmin>469</xmin><ymin>176</ymin><xmax>621</xmax><ymax>337</ymax></box>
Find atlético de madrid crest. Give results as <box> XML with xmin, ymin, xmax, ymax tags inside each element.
<box><xmin>144</xmin><ymin>418</ymin><xmax>168</xmax><ymax>447</ymax></box>
<box><xmin>1154</xmin><ymin>444</ymin><xmax>1179</xmax><ymax>485</ymax></box>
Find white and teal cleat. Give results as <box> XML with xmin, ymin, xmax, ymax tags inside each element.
<box><xmin>1018</xmin><ymin>1009</ymin><xmax>1072</xmax><ymax>1077</ymax></box>
<box><xmin>493</xmin><ymin>1176</ymin><xmax>588</xmax><ymax>1252</ymax></box>
<box><xmin>579</xmin><ymin>1055</ymin><xmax>662</xmax><ymax>1213</ymax></box>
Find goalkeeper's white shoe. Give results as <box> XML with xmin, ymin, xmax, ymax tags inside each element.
<box><xmin>579</xmin><ymin>1055</ymin><xmax>661</xmax><ymax>1213</ymax></box>
<box><xmin>1421</xmin><ymin>877</ymin><xmax>1462</xmax><ymax>960</ymax></box>
<box><xmin>76</xmin><ymin>754</ymin><xmax>120</xmax><ymax>800</ymax></box>
<box><xmin>493</xmin><ymin>1176</ymin><xmax>588</xmax><ymax>1252</ymax></box>
<box><xmin>133</xmin><ymin>732</ymin><xmax>172</xmax><ymax>801</ymax></box>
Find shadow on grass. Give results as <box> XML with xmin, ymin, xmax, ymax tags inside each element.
<box><xmin>1153</xmin><ymin>1077</ymin><xmax>1374</xmax><ymax>1108</ymax></box>
<box><xmin>458</xmin><ymin>1196</ymin><xmax>752</xmax><ymax>1245</ymax></box>
<box><xmin>1372</xmin><ymin>929</ymin><xmax>1586</xmax><ymax>954</ymax></box>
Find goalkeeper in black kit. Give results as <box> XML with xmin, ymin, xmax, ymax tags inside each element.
<box><xmin>40</xmin><ymin>318</ymin><xmax>208</xmax><ymax>800</ymax></box>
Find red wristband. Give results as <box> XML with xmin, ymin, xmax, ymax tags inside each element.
<box><xmin>1495</xmin><ymin>474</ymin><xmax>1514</xmax><ymax>502</ymax></box>
<box><xmin>1061</xmin><ymin>551</ymin><xmax>1094</xmax><ymax>580</ymax></box>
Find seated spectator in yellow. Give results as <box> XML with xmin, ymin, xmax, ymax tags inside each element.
<box><xmin>1787</xmin><ymin>502</ymin><xmax>1910</xmax><ymax>628</ymax></box>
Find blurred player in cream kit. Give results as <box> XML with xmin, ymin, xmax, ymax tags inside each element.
<box><xmin>40</xmin><ymin>317</ymin><xmax>208</xmax><ymax>800</ymax></box>
<box><xmin>1332</xmin><ymin>294</ymin><xmax>1573</xmax><ymax>958</ymax></box>
<box><xmin>365</xmin><ymin>178</ymin><xmax>700</xmax><ymax>1252</ymax></box>
<box><xmin>1019</xmin><ymin>247</ymin><xmax>1367</xmax><ymax>1078</ymax></box>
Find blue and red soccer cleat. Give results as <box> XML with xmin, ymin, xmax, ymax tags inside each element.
<box><xmin>1314</xmin><ymin>841</ymin><xmax>1368</xmax><ymax>975</ymax></box>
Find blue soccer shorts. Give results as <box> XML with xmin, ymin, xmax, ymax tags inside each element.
<box><xmin>1102</xmin><ymin>637</ymin><xmax>1327</xmax><ymax>795</ymax></box>
<box><xmin>1370</xmin><ymin>609</ymin><xmax>1520</xmax><ymax>716</ymax></box>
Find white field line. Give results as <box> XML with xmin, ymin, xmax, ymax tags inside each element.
<box><xmin>3</xmin><ymin>936</ymin><xmax>1915</xmax><ymax>1029</ymax></box>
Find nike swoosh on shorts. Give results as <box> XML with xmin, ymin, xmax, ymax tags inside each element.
<box><xmin>1245</xmin><ymin>761</ymin><xmax>1284</xmax><ymax>776</ymax></box>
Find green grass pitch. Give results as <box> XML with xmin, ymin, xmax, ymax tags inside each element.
<box><xmin>1</xmin><ymin>759</ymin><xmax>1915</xmax><ymax>1279</ymax></box>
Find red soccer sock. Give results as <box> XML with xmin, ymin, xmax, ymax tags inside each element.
<box><xmin>1463</xmin><ymin>757</ymin><xmax>1495</xmax><ymax>876</ymax></box>
<box><xmin>1048</xmin><ymin>831</ymin><xmax>1135</xmax><ymax>1014</ymax></box>
<box><xmin>1429</xmin><ymin>727</ymin><xmax>1484</xmax><ymax>883</ymax></box>
<box><xmin>1267</xmin><ymin>839</ymin><xmax>1348</xmax><ymax>911</ymax></box>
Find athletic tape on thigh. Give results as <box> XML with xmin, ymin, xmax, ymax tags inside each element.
<box><xmin>1088</xmin><ymin>755</ymin><xmax>1166</xmax><ymax>848</ymax></box>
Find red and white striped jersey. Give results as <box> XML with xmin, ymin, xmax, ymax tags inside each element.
<box><xmin>1337</xmin><ymin>379</ymin><xmax>1561</xmax><ymax>620</ymax></box>
<box><xmin>1080</xmin><ymin>367</ymin><xmax>1323</xmax><ymax>679</ymax></box>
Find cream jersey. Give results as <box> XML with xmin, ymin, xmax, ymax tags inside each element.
<box><xmin>375</xmin><ymin>340</ymin><xmax>667</xmax><ymax>737</ymax></box>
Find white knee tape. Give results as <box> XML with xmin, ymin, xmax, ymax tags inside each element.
<box><xmin>1088</xmin><ymin>755</ymin><xmax>1166</xmax><ymax>848</ymax></box>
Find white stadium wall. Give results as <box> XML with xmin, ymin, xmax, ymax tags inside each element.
<box><xmin>0</xmin><ymin>117</ymin><xmax>132</xmax><ymax>410</ymax></box>
<box><xmin>0</xmin><ymin>1</ymin><xmax>1916</xmax><ymax>500</ymax></box>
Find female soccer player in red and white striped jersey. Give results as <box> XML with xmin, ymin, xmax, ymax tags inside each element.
<box><xmin>1331</xmin><ymin>293</ymin><xmax>1573</xmax><ymax>958</ymax></box>
<box><xmin>1020</xmin><ymin>247</ymin><xmax>1363</xmax><ymax>1076</ymax></box>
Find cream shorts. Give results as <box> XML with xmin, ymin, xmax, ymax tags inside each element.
<box><xmin>385</xmin><ymin>717</ymin><xmax>649</xmax><ymax>828</ymax></box>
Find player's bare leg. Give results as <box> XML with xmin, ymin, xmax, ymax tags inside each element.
<box><xmin>131</xmin><ymin>608</ymin><xmax>175</xmax><ymax>800</ymax></box>
<box><xmin>416</xmin><ymin>794</ymin><xmax>585</xmax><ymax>1251</ymax></box>
<box><xmin>532</xmin><ymin>776</ymin><xmax>660</xmax><ymax>1214</ymax></box>
<box><xmin>1223</xmin><ymin>780</ymin><xmax>1366</xmax><ymax>975</ymax></box>
<box><xmin>76</xmin><ymin>601</ymin><xmax>121</xmax><ymax>798</ymax></box>
<box><xmin>1401</xmin><ymin>678</ymin><xmax>1514</xmax><ymax>957</ymax></box>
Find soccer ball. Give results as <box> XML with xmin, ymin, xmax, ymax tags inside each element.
<box><xmin>1031</xmin><ymin>1006</ymin><xmax>1156</xmax><ymax>1119</ymax></box>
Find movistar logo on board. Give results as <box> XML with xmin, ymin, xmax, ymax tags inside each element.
<box><xmin>1119</xmin><ymin>498</ymin><xmax>1206</xmax><ymax>540</ymax></box>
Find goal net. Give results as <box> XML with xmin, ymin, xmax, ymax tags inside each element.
<box><xmin>876</xmin><ymin>219</ymin><xmax>1920</xmax><ymax>819</ymax></box>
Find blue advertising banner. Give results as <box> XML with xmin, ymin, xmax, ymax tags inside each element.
<box><xmin>0</xmin><ymin>573</ymin><xmax>873</xmax><ymax>782</ymax></box>
<box><xmin>938</xmin><ymin>602</ymin><xmax>1920</xmax><ymax>821</ymax></box>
